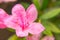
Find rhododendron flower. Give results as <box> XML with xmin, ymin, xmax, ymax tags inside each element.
<box><xmin>0</xmin><ymin>0</ymin><xmax>16</xmax><ymax>3</ymax></box>
<box><xmin>0</xmin><ymin>9</ymin><xmax>9</xmax><ymax>29</ymax></box>
<box><xmin>0</xmin><ymin>4</ymin><xmax>45</xmax><ymax>37</ymax></box>
<box><xmin>42</xmin><ymin>36</ymin><xmax>55</xmax><ymax>40</ymax></box>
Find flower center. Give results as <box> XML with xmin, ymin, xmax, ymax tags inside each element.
<box><xmin>21</xmin><ymin>22</ymin><xmax>29</xmax><ymax>31</ymax></box>
<box><xmin>18</xmin><ymin>14</ymin><xmax>29</xmax><ymax>30</ymax></box>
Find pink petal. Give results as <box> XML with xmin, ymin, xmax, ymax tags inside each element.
<box><xmin>12</xmin><ymin>4</ymin><xmax>27</xmax><ymax>25</ymax></box>
<box><xmin>0</xmin><ymin>8</ymin><xmax>9</xmax><ymax>20</ymax></box>
<box><xmin>12</xmin><ymin>4</ymin><xmax>26</xmax><ymax>17</ymax></box>
<box><xmin>0</xmin><ymin>0</ymin><xmax>3</xmax><ymax>3</ymax></box>
<box><xmin>0</xmin><ymin>22</ymin><xmax>6</xmax><ymax>29</ymax></box>
<box><xmin>16</xmin><ymin>29</ymin><xmax>29</xmax><ymax>37</ymax></box>
<box><xmin>42</xmin><ymin>36</ymin><xmax>55</xmax><ymax>40</ymax></box>
<box><xmin>0</xmin><ymin>8</ymin><xmax>9</xmax><ymax>29</ymax></box>
<box><xmin>4</xmin><ymin>15</ymin><xmax>22</xmax><ymax>29</ymax></box>
<box><xmin>26</xmin><ymin>34</ymin><xmax>41</xmax><ymax>40</ymax></box>
<box><xmin>0</xmin><ymin>0</ymin><xmax>16</xmax><ymax>3</ymax></box>
<box><xmin>3</xmin><ymin>0</ymin><xmax>17</xmax><ymax>2</ymax></box>
<box><xmin>26</xmin><ymin>4</ymin><xmax>38</xmax><ymax>23</ymax></box>
<box><xmin>28</xmin><ymin>22</ymin><xmax>45</xmax><ymax>34</ymax></box>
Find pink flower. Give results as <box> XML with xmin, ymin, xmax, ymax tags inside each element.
<box><xmin>42</xmin><ymin>36</ymin><xmax>55</xmax><ymax>40</ymax></box>
<box><xmin>0</xmin><ymin>0</ymin><xmax>16</xmax><ymax>3</ymax></box>
<box><xmin>0</xmin><ymin>4</ymin><xmax>45</xmax><ymax>37</ymax></box>
<box><xmin>0</xmin><ymin>9</ymin><xmax>9</xmax><ymax>29</ymax></box>
<box><xmin>26</xmin><ymin>34</ymin><xmax>41</xmax><ymax>40</ymax></box>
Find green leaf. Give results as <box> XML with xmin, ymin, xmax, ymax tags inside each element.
<box><xmin>54</xmin><ymin>34</ymin><xmax>60</xmax><ymax>40</ymax></box>
<box><xmin>42</xmin><ymin>21</ymin><xmax>60</xmax><ymax>33</ymax></box>
<box><xmin>41</xmin><ymin>0</ymin><xmax>49</xmax><ymax>10</ymax></box>
<box><xmin>8</xmin><ymin>35</ymin><xmax>19</xmax><ymax>40</ymax></box>
<box><xmin>21</xmin><ymin>2</ymin><xmax>29</xmax><ymax>9</ymax></box>
<box><xmin>42</xmin><ymin>21</ymin><xmax>53</xmax><ymax>36</ymax></box>
<box><xmin>32</xmin><ymin>0</ymin><xmax>40</xmax><ymax>11</ymax></box>
<box><xmin>8</xmin><ymin>35</ymin><xmax>26</xmax><ymax>40</ymax></box>
<box><xmin>53</xmin><ymin>19</ymin><xmax>60</xmax><ymax>28</ymax></box>
<box><xmin>55</xmin><ymin>1</ymin><xmax>60</xmax><ymax>7</ymax></box>
<box><xmin>43</xmin><ymin>29</ymin><xmax>53</xmax><ymax>36</ymax></box>
<box><xmin>7</xmin><ymin>28</ymin><xmax>15</xmax><ymax>32</ymax></box>
<box><xmin>40</xmin><ymin>8</ymin><xmax>60</xmax><ymax>20</ymax></box>
<box><xmin>47</xmin><ymin>22</ymin><xmax>60</xmax><ymax>33</ymax></box>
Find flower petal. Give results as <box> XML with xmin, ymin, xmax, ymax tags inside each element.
<box><xmin>16</xmin><ymin>29</ymin><xmax>29</xmax><ymax>37</ymax></box>
<box><xmin>28</xmin><ymin>22</ymin><xmax>45</xmax><ymax>34</ymax></box>
<box><xmin>26</xmin><ymin>34</ymin><xmax>41</xmax><ymax>40</ymax></box>
<box><xmin>12</xmin><ymin>4</ymin><xmax>28</xmax><ymax>25</ymax></box>
<box><xmin>0</xmin><ymin>8</ymin><xmax>9</xmax><ymax>20</ymax></box>
<box><xmin>26</xmin><ymin>4</ymin><xmax>38</xmax><ymax>23</ymax></box>
<box><xmin>4</xmin><ymin>15</ymin><xmax>22</xmax><ymax>29</ymax></box>
<box><xmin>42</xmin><ymin>36</ymin><xmax>55</xmax><ymax>40</ymax></box>
<box><xmin>0</xmin><ymin>22</ymin><xmax>6</xmax><ymax>29</ymax></box>
<box><xmin>0</xmin><ymin>8</ymin><xmax>9</xmax><ymax>29</ymax></box>
<box><xmin>12</xmin><ymin>4</ymin><xmax>26</xmax><ymax>17</ymax></box>
<box><xmin>3</xmin><ymin>0</ymin><xmax>16</xmax><ymax>2</ymax></box>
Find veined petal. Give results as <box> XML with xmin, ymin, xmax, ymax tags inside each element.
<box><xmin>16</xmin><ymin>29</ymin><xmax>29</xmax><ymax>37</ymax></box>
<box><xmin>12</xmin><ymin>4</ymin><xmax>26</xmax><ymax>17</ymax></box>
<box><xmin>0</xmin><ymin>22</ymin><xmax>6</xmax><ymax>29</ymax></box>
<box><xmin>0</xmin><ymin>8</ymin><xmax>9</xmax><ymax>20</ymax></box>
<box><xmin>12</xmin><ymin>4</ymin><xmax>27</xmax><ymax>25</ymax></box>
<box><xmin>4</xmin><ymin>15</ymin><xmax>22</xmax><ymax>29</ymax></box>
<box><xmin>28</xmin><ymin>22</ymin><xmax>45</xmax><ymax>34</ymax></box>
<box><xmin>26</xmin><ymin>4</ymin><xmax>38</xmax><ymax>23</ymax></box>
<box><xmin>0</xmin><ymin>8</ymin><xmax>9</xmax><ymax>29</ymax></box>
